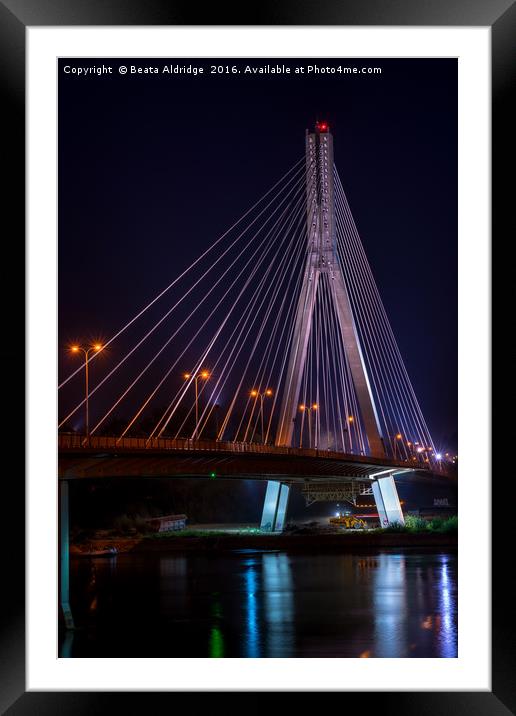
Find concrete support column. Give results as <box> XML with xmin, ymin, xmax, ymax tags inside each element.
<box><xmin>372</xmin><ymin>474</ymin><xmax>405</xmax><ymax>527</ymax></box>
<box><xmin>260</xmin><ymin>481</ymin><xmax>291</xmax><ymax>532</ymax></box>
<box><xmin>59</xmin><ymin>480</ymin><xmax>75</xmax><ymax>630</ymax></box>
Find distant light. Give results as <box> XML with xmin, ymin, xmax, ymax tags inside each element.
<box><xmin>265</xmin><ymin>389</ymin><xmax>273</xmax><ymax>396</ymax></box>
<box><xmin>417</xmin><ymin>447</ymin><xmax>424</xmax><ymax>453</ymax></box>
<box><xmin>201</xmin><ymin>371</ymin><xmax>210</xmax><ymax>379</ymax></box>
<box><xmin>299</xmin><ymin>404</ymin><xmax>306</xmax><ymax>411</ymax></box>
<box><xmin>251</xmin><ymin>390</ymin><xmax>258</xmax><ymax>397</ymax></box>
<box><xmin>348</xmin><ymin>416</ymin><xmax>354</xmax><ymax>423</ymax></box>
<box><xmin>396</xmin><ymin>433</ymin><xmax>402</xmax><ymax>440</ymax></box>
<box><xmin>70</xmin><ymin>345</ymin><xmax>80</xmax><ymax>353</ymax></box>
<box><xmin>210</xmin><ymin>472</ymin><xmax>216</xmax><ymax>478</ymax></box>
<box><xmin>317</xmin><ymin>121</ymin><xmax>329</xmax><ymax>132</ymax></box>
<box><xmin>436</xmin><ymin>453</ymin><xmax>442</xmax><ymax>460</ymax></box>
<box><xmin>312</xmin><ymin>403</ymin><xmax>318</xmax><ymax>410</ymax></box>
<box><xmin>93</xmin><ymin>343</ymin><xmax>103</xmax><ymax>352</ymax></box>
<box><xmin>335</xmin><ymin>512</ymin><xmax>340</xmax><ymax>517</ymax></box>
<box><xmin>184</xmin><ymin>373</ymin><xmax>191</xmax><ymax>380</ymax></box>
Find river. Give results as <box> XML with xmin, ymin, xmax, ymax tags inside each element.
<box><xmin>61</xmin><ymin>549</ymin><xmax>457</xmax><ymax>658</ymax></box>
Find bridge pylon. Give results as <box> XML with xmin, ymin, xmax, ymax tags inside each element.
<box><xmin>261</xmin><ymin>122</ymin><xmax>403</xmax><ymax>531</ymax></box>
<box><xmin>274</xmin><ymin>122</ymin><xmax>384</xmax><ymax>457</ymax></box>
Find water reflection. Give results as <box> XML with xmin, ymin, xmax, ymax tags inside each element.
<box><xmin>62</xmin><ymin>550</ymin><xmax>457</xmax><ymax>658</ymax></box>
<box><xmin>373</xmin><ymin>554</ymin><xmax>408</xmax><ymax>657</ymax></box>
<box><xmin>371</xmin><ymin>552</ymin><xmax>457</xmax><ymax>658</ymax></box>
<box><xmin>209</xmin><ymin>596</ymin><xmax>225</xmax><ymax>658</ymax></box>
<box><xmin>243</xmin><ymin>558</ymin><xmax>260</xmax><ymax>657</ymax></box>
<box><xmin>437</xmin><ymin>554</ymin><xmax>457</xmax><ymax>658</ymax></box>
<box><xmin>262</xmin><ymin>553</ymin><xmax>294</xmax><ymax>657</ymax></box>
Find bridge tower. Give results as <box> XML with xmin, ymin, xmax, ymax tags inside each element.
<box><xmin>275</xmin><ymin>121</ymin><xmax>384</xmax><ymax>456</ymax></box>
<box><xmin>261</xmin><ymin>122</ymin><xmax>404</xmax><ymax>531</ymax></box>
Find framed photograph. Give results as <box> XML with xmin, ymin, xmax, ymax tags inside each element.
<box><xmin>2</xmin><ymin>0</ymin><xmax>508</xmax><ymax>710</ymax></box>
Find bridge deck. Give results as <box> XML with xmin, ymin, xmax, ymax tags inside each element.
<box><xmin>58</xmin><ymin>434</ymin><xmax>454</xmax><ymax>484</ymax></box>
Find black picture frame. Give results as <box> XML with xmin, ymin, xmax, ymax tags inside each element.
<box><xmin>1</xmin><ymin>0</ymin><xmax>509</xmax><ymax>711</ymax></box>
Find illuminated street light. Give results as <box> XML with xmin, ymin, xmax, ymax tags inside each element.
<box><xmin>184</xmin><ymin>370</ymin><xmax>210</xmax><ymax>439</ymax></box>
<box><xmin>299</xmin><ymin>403</ymin><xmax>318</xmax><ymax>449</ymax></box>
<box><xmin>392</xmin><ymin>432</ymin><xmax>402</xmax><ymax>459</ymax></box>
<box><xmin>69</xmin><ymin>343</ymin><xmax>103</xmax><ymax>437</ymax></box>
<box><xmin>250</xmin><ymin>389</ymin><xmax>273</xmax><ymax>444</ymax></box>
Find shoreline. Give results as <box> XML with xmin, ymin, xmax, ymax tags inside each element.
<box><xmin>71</xmin><ymin>531</ymin><xmax>457</xmax><ymax>555</ymax></box>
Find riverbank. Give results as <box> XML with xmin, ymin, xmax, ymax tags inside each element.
<box><xmin>71</xmin><ymin>530</ymin><xmax>457</xmax><ymax>555</ymax></box>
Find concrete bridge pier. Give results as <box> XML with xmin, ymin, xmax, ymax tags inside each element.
<box><xmin>372</xmin><ymin>473</ymin><xmax>405</xmax><ymax>527</ymax></box>
<box><xmin>59</xmin><ymin>480</ymin><xmax>75</xmax><ymax>630</ymax></box>
<box><xmin>260</xmin><ymin>481</ymin><xmax>291</xmax><ymax>532</ymax></box>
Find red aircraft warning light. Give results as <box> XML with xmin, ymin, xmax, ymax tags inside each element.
<box><xmin>316</xmin><ymin>121</ymin><xmax>329</xmax><ymax>133</ymax></box>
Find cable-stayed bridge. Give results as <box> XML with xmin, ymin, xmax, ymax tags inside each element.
<box><xmin>58</xmin><ymin>122</ymin><xmax>456</xmax><ymax>535</ymax></box>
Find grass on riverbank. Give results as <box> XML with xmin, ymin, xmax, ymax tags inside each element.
<box><xmin>72</xmin><ymin>516</ymin><xmax>457</xmax><ymax>543</ymax></box>
<box><xmin>147</xmin><ymin>527</ymin><xmax>263</xmax><ymax>539</ymax></box>
<box><xmin>145</xmin><ymin>516</ymin><xmax>458</xmax><ymax>539</ymax></box>
<box><xmin>379</xmin><ymin>515</ymin><xmax>457</xmax><ymax>534</ymax></box>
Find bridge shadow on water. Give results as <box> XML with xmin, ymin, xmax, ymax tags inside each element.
<box><xmin>60</xmin><ymin>549</ymin><xmax>457</xmax><ymax>658</ymax></box>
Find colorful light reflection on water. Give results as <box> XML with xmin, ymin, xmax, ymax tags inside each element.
<box><xmin>63</xmin><ymin>550</ymin><xmax>457</xmax><ymax>658</ymax></box>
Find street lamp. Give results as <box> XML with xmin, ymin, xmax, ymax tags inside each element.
<box><xmin>184</xmin><ymin>370</ymin><xmax>210</xmax><ymax>439</ymax></box>
<box><xmin>250</xmin><ymin>388</ymin><xmax>273</xmax><ymax>444</ymax></box>
<box><xmin>393</xmin><ymin>432</ymin><xmax>402</xmax><ymax>459</ymax></box>
<box><xmin>70</xmin><ymin>343</ymin><xmax>103</xmax><ymax>438</ymax></box>
<box><xmin>299</xmin><ymin>403</ymin><xmax>318</xmax><ymax>449</ymax></box>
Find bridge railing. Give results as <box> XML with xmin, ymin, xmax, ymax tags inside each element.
<box><xmin>58</xmin><ymin>433</ymin><xmax>318</xmax><ymax>456</ymax></box>
<box><xmin>57</xmin><ymin>433</ymin><xmax>440</xmax><ymax>473</ymax></box>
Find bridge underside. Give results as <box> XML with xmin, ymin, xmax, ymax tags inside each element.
<box><xmin>58</xmin><ymin>441</ymin><xmax>447</xmax><ymax>484</ymax></box>
<box><xmin>58</xmin><ymin>441</ymin><xmax>455</xmax><ymax>532</ymax></box>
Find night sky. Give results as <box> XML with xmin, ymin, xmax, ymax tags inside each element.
<box><xmin>58</xmin><ymin>58</ymin><xmax>457</xmax><ymax>450</ymax></box>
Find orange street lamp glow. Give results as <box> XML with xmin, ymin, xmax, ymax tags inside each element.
<box><xmin>396</xmin><ymin>433</ymin><xmax>402</xmax><ymax>439</ymax></box>
<box><xmin>183</xmin><ymin>370</ymin><xmax>211</xmax><ymax>438</ymax></box>
<box><xmin>69</xmin><ymin>342</ymin><xmax>104</xmax><ymax>437</ymax></box>
<box><xmin>250</xmin><ymin>390</ymin><xmax>273</xmax><ymax>444</ymax></box>
<box><xmin>299</xmin><ymin>403</ymin><xmax>318</xmax><ymax>448</ymax></box>
<box><xmin>348</xmin><ymin>415</ymin><xmax>354</xmax><ymax>423</ymax></box>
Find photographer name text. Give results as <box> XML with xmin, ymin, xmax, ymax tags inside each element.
<box><xmin>62</xmin><ymin>63</ymin><xmax>382</xmax><ymax>78</ymax></box>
